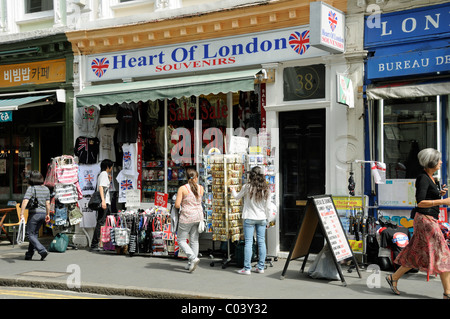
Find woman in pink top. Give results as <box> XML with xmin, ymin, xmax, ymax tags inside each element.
<box><xmin>175</xmin><ymin>168</ymin><xmax>204</xmax><ymax>272</ymax></box>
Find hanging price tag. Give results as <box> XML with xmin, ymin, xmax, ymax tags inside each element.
<box><xmin>154</xmin><ymin>191</ymin><xmax>168</xmax><ymax>208</ymax></box>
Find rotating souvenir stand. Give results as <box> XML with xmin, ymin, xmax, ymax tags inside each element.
<box><xmin>209</xmin><ymin>154</ymin><xmax>244</xmax><ymax>268</ymax></box>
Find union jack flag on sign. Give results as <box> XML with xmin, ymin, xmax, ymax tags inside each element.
<box><xmin>289</xmin><ymin>31</ymin><xmax>310</xmax><ymax>55</ymax></box>
<box><xmin>328</xmin><ymin>10</ymin><xmax>338</xmax><ymax>32</ymax></box>
<box><xmin>91</xmin><ymin>58</ymin><xmax>110</xmax><ymax>78</ymax></box>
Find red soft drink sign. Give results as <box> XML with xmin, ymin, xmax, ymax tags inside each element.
<box><xmin>154</xmin><ymin>192</ymin><xmax>168</xmax><ymax>208</ymax></box>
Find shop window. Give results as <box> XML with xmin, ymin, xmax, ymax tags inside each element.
<box><xmin>141</xmin><ymin>91</ymin><xmax>259</xmax><ymax>203</ymax></box>
<box><xmin>380</xmin><ymin>96</ymin><xmax>438</xmax><ymax>179</ymax></box>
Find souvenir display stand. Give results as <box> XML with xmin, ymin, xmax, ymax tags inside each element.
<box><xmin>207</xmin><ymin>154</ymin><xmax>245</xmax><ymax>268</ymax></box>
<box><xmin>44</xmin><ymin>155</ymin><xmax>84</xmax><ymax>250</ymax></box>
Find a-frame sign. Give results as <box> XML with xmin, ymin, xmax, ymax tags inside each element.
<box><xmin>280</xmin><ymin>195</ymin><xmax>361</xmax><ymax>286</ymax></box>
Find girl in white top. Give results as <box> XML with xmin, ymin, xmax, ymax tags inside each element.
<box><xmin>231</xmin><ymin>166</ymin><xmax>270</xmax><ymax>275</ymax></box>
<box><xmin>175</xmin><ymin>168</ymin><xmax>204</xmax><ymax>272</ymax></box>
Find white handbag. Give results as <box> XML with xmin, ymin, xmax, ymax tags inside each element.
<box><xmin>198</xmin><ymin>219</ymin><xmax>206</xmax><ymax>233</ymax></box>
<box><xmin>17</xmin><ymin>217</ymin><xmax>26</xmax><ymax>245</ymax></box>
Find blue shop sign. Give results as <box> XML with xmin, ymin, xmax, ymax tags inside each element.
<box><xmin>0</xmin><ymin>111</ymin><xmax>12</xmax><ymax>122</ymax></box>
<box><xmin>365</xmin><ymin>3</ymin><xmax>450</xmax><ymax>47</ymax></box>
<box><xmin>367</xmin><ymin>47</ymin><xmax>450</xmax><ymax>80</ymax></box>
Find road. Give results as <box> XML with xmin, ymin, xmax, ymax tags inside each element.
<box><xmin>0</xmin><ymin>286</ymin><xmax>139</xmax><ymax>299</ymax></box>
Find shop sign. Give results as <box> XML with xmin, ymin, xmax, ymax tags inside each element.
<box><xmin>0</xmin><ymin>111</ymin><xmax>12</xmax><ymax>122</ymax></box>
<box><xmin>364</xmin><ymin>3</ymin><xmax>450</xmax><ymax>48</ymax></box>
<box><xmin>0</xmin><ymin>59</ymin><xmax>66</xmax><ymax>87</ymax></box>
<box><xmin>367</xmin><ymin>47</ymin><xmax>450</xmax><ymax>80</ymax></box>
<box><xmin>309</xmin><ymin>1</ymin><xmax>345</xmax><ymax>54</ymax></box>
<box><xmin>154</xmin><ymin>191</ymin><xmax>168</xmax><ymax>208</ymax></box>
<box><xmin>86</xmin><ymin>26</ymin><xmax>328</xmax><ymax>82</ymax></box>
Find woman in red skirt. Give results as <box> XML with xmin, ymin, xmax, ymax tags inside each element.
<box><xmin>386</xmin><ymin>148</ymin><xmax>450</xmax><ymax>298</ymax></box>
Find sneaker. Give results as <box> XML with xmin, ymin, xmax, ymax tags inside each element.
<box><xmin>184</xmin><ymin>262</ymin><xmax>191</xmax><ymax>270</ymax></box>
<box><xmin>237</xmin><ymin>268</ymin><xmax>251</xmax><ymax>275</ymax></box>
<box><xmin>188</xmin><ymin>258</ymin><xmax>200</xmax><ymax>273</ymax></box>
<box><xmin>254</xmin><ymin>267</ymin><xmax>264</xmax><ymax>274</ymax></box>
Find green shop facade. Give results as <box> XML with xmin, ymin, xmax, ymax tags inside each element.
<box><xmin>0</xmin><ymin>34</ymin><xmax>74</xmax><ymax>205</ymax></box>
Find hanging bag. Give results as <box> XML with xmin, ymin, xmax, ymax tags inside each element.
<box><xmin>114</xmin><ymin>217</ymin><xmax>131</xmax><ymax>247</ymax></box>
<box><xmin>101</xmin><ymin>215</ymin><xmax>115</xmax><ymax>243</ymax></box>
<box><xmin>44</xmin><ymin>159</ymin><xmax>58</xmax><ymax>188</ymax></box>
<box><xmin>54</xmin><ymin>203</ymin><xmax>68</xmax><ymax>226</ymax></box>
<box><xmin>55</xmin><ymin>184</ymin><xmax>78</xmax><ymax>204</ymax></box>
<box><xmin>68</xmin><ymin>203</ymin><xmax>83</xmax><ymax>226</ymax></box>
<box><xmin>55</xmin><ymin>155</ymin><xmax>79</xmax><ymax>184</ymax></box>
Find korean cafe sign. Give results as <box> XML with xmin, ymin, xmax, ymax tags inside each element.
<box><xmin>86</xmin><ymin>26</ymin><xmax>329</xmax><ymax>82</ymax></box>
<box><xmin>0</xmin><ymin>59</ymin><xmax>66</xmax><ymax>87</ymax></box>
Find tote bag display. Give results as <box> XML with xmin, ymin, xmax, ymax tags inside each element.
<box><xmin>55</xmin><ymin>155</ymin><xmax>79</xmax><ymax>184</ymax></box>
<box><xmin>55</xmin><ymin>184</ymin><xmax>78</xmax><ymax>204</ymax></box>
<box><xmin>101</xmin><ymin>215</ymin><xmax>115</xmax><ymax>243</ymax></box>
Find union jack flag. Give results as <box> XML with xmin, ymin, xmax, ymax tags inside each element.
<box><xmin>328</xmin><ymin>11</ymin><xmax>338</xmax><ymax>32</ymax></box>
<box><xmin>77</xmin><ymin>137</ymin><xmax>88</xmax><ymax>152</ymax></box>
<box><xmin>85</xmin><ymin>173</ymin><xmax>94</xmax><ymax>183</ymax></box>
<box><xmin>91</xmin><ymin>58</ymin><xmax>109</xmax><ymax>78</ymax></box>
<box><xmin>289</xmin><ymin>31</ymin><xmax>310</xmax><ymax>55</ymax></box>
<box><xmin>163</xmin><ymin>224</ymin><xmax>174</xmax><ymax>240</ymax></box>
<box><xmin>123</xmin><ymin>151</ymin><xmax>131</xmax><ymax>164</ymax></box>
<box><xmin>121</xmin><ymin>179</ymin><xmax>133</xmax><ymax>191</ymax></box>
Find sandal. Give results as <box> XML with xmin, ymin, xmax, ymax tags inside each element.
<box><xmin>386</xmin><ymin>274</ymin><xmax>401</xmax><ymax>295</ymax></box>
<box><xmin>444</xmin><ymin>293</ymin><xmax>450</xmax><ymax>299</ymax></box>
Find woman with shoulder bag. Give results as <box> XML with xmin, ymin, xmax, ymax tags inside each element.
<box><xmin>386</xmin><ymin>148</ymin><xmax>450</xmax><ymax>298</ymax></box>
<box><xmin>174</xmin><ymin>168</ymin><xmax>204</xmax><ymax>272</ymax></box>
<box><xmin>21</xmin><ymin>171</ymin><xmax>51</xmax><ymax>261</ymax></box>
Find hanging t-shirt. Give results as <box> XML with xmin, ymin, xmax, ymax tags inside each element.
<box><xmin>76</xmin><ymin>106</ymin><xmax>100</xmax><ymax>138</ymax></box>
<box><xmin>116</xmin><ymin>170</ymin><xmax>138</xmax><ymax>203</ymax></box>
<box><xmin>116</xmin><ymin>102</ymin><xmax>140</xmax><ymax>144</ymax></box>
<box><xmin>98</xmin><ymin>126</ymin><xmax>116</xmax><ymax>162</ymax></box>
<box><xmin>122</xmin><ymin>143</ymin><xmax>138</xmax><ymax>176</ymax></box>
<box><xmin>78</xmin><ymin>163</ymin><xmax>101</xmax><ymax>196</ymax></box>
<box><xmin>74</xmin><ymin>136</ymin><xmax>100</xmax><ymax>164</ymax></box>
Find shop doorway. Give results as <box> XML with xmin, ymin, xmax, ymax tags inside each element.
<box><xmin>279</xmin><ymin>109</ymin><xmax>326</xmax><ymax>252</ymax></box>
<box><xmin>40</xmin><ymin>126</ymin><xmax>63</xmax><ymax>176</ymax></box>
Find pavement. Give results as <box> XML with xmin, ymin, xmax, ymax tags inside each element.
<box><xmin>0</xmin><ymin>238</ymin><xmax>446</xmax><ymax>300</ymax></box>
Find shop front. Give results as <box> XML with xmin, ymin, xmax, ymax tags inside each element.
<box><xmin>364</xmin><ymin>3</ymin><xmax>450</xmax><ymax>221</ymax></box>
<box><xmin>69</xmin><ymin>1</ymin><xmax>354</xmax><ymax>256</ymax></box>
<box><xmin>0</xmin><ymin>34</ymin><xmax>74</xmax><ymax>206</ymax></box>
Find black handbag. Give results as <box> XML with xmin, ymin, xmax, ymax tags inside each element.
<box><xmin>26</xmin><ymin>186</ymin><xmax>39</xmax><ymax>209</ymax></box>
<box><xmin>88</xmin><ymin>190</ymin><xmax>104</xmax><ymax>210</ymax></box>
<box><xmin>88</xmin><ymin>174</ymin><xmax>106</xmax><ymax>210</ymax></box>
